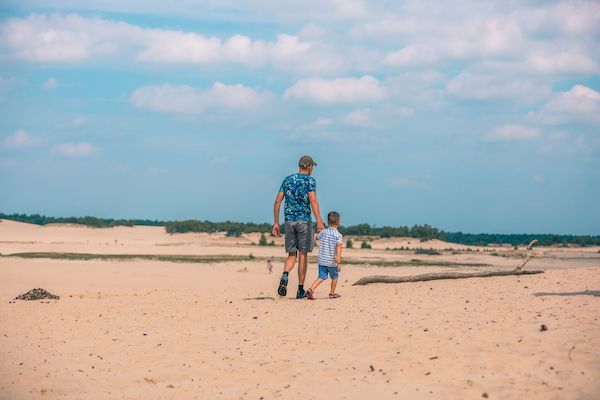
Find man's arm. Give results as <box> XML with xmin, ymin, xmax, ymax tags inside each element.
<box><xmin>308</xmin><ymin>192</ymin><xmax>324</xmax><ymax>232</ymax></box>
<box><xmin>336</xmin><ymin>243</ymin><xmax>342</xmax><ymax>270</ymax></box>
<box><xmin>273</xmin><ymin>191</ymin><xmax>284</xmax><ymax>236</ymax></box>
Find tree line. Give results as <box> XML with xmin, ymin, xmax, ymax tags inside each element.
<box><xmin>0</xmin><ymin>213</ymin><xmax>163</xmax><ymax>228</ymax></box>
<box><xmin>2</xmin><ymin>213</ymin><xmax>599</xmax><ymax>246</ymax></box>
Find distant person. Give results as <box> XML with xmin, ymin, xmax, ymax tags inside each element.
<box><xmin>273</xmin><ymin>155</ymin><xmax>325</xmax><ymax>299</ymax></box>
<box><xmin>267</xmin><ymin>259</ymin><xmax>273</xmax><ymax>274</ymax></box>
<box><xmin>307</xmin><ymin>211</ymin><xmax>343</xmax><ymax>300</ymax></box>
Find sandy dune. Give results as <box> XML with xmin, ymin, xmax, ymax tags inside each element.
<box><xmin>1</xmin><ymin>220</ymin><xmax>599</xmax><ymax>399</ymax></box>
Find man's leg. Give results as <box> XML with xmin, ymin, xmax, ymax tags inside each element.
<box><xmin>283</xmin><ymin>252</ymin><xmax>297</xmax><ymax>273</ymax></box>
<box><xmin>294</xmin><ymin>221</ymin><xmax>313</xmax><ymax>299</ymax></box>
<box><xmin>278</xmin><ymin>252</ymin><xmax>296</xmax><ymax>297</ymax></box>
<box><xmin>294</xmin><ymin>252</ymin><xmax>309</xmax><ymax>298</ymax></box>
<box><xmin>297</xmin><ymin>251</ymin><xmax>307</xmax><ymax>284</ymax></box>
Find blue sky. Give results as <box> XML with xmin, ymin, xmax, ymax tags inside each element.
<box><xmin>1</xmin><ymin>1</ymin><xmax>599</xmax><ymax>234</ymax></box>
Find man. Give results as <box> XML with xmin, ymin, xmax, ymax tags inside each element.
<box><xmin>273</xmin><ymin>155</ymin><xmax>325</xmax><ymax>299</ymax></box>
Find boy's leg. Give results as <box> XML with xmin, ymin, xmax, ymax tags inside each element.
<box><xmin>306</xmin><ymin>278</ymin><xmax>324</xmax><ymax>300</ymax></box>
<box><xmin>328</xmin><ymin>267</ymin><xmax>339</xmax><ymax>295</ymax></box>
<box><xmin>308</xmin><ymin>265</ymin><xmax>327</xmax><ymax>300</ymax></box>
<box><xmin>311</xmin><ymin>278</ymin><xmax>325</xmax><ymax>290</ymax></box>
<box><xmin>330</xmin><ymin>278</ymin><xmax>338</xmax><ymax>294</ymax></box>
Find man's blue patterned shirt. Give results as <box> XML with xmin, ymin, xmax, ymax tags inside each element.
<box><xmin>279</xmin><ymin>173</ymin><xmax>316</xmax><ymax>222</ymax></box>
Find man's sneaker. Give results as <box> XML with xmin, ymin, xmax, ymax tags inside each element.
<box><xmin>296</xmin><ymin>288</ymin><xmax>306</xmax><ymax>299</ymax></box>
<box><xmin>277</xmin><ymin>274</ymin><xmax>288</xmax><ymax>297</ymax></box>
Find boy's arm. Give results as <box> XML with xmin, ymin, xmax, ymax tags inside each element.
<box><xmin>273</xmin><ymin>191</ymin><xmax>284</xmax><ymax>236</ymax></box>
<box><xmin>336</xmin><ymin>242</ymin><xmax>342</xmax><ymax>269</ymax></box>
<box><xmin>308</xmin><ymin>192</ymin><xmax>325</xmax><ymax>232</ymax></box>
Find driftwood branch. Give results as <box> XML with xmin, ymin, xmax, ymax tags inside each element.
<box><xmin>353</xmin><ymin>239</ymin><xmax>545</xmax><ymax>286</ymax></box>
<box><xmin>352</xmin><ymin>269</ymin><xmax>544</xmax><ymax>286</ymax></box>
<box><xmin>514</xmin><ymin>239</ymin><xmax>538</xmax><ymax>272</ymax></box>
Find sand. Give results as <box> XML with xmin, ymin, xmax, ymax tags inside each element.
<box><xmin>1</xmin><ymin>219</ymin><xmax>599</xmax><ymax>399</ymax></box>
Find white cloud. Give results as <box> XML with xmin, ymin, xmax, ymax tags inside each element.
<box><xmin>371</xmin><ymin>2</ymin><xmax>599</xmax><ymax>76</ymax></box>
<box><xmin>1</xmin><ymin>130</ymin><xmax>41</xmax><ymax>148</ymax></box>
<box><xmin>381</xmin><ymin>15</ymin><xmax>523</xmax><ymax>66</ymax></box>
<box><xmin>131</xmin><ymin>82</ymin><xmax>271</xmax><ymax>114</ymax></box>
<box><xmin>314</xmin><ymin>117</ymin><xmax>333</xmax><ymax>127</ymax></box>
<box><xmin>343</xmin><ymin>108</ymin><xmax>370</xmax><ymax>126</ymax></box>
<box><xmin>484</xmin><ymin>124</ymin><xmax>540</xmax><ymax>142</ymax></box>
<box><xmin>531</xmin><ymin>85</ymin><xmax>600</xmax><ymax>125</ymax></box>
<box><xmin>42</xmin><ymin>78</ymin><xmax>58</xmax><ymax>90</ymax></box>
<box><xmin>522</xmin><ymin>50</ymin><xmax>597</xmax><ymax>74</ymax></box>
<box><xmin>284</xmin><ymin>75</ymin><xmax>384</xmax><ymax>104</ymax></box>
<box><xmin>446</xmin><ymin>71</ymin><xmax>550</xmax><ymax>103</ymax></box>
<box><xmin>384</xmin><ymin>71</ymin><xmax>445</xmax><ymax>103</ymax></box>
<box><xmin>298</xmin><ymin>23</ymin><xmax>327</xmax><ymax>39</ymax></box>
<box><xmin>54</xmin><ymin>142</ymin><xmax>94</xmax><ymax>157</ymax></box>
<box><xmin>396</xmin><ymin>107</ymin><xmax>414</xmax><ymax>118</ymax></box>
<box><xmin>69</xmin><ymin>117</ymin><xmax>87</xmax><ymax>128</ymax></box>
<box><xmin>0</xmin><ymin>0</ymin><xmax>376</xmax><ymax>23</ymax></box>
<box><xmin>0</xmin><ymin>14</ymin><xmax>342</xmax><ymax>74</ymax></box>
<box><xmin>131</xmin><ymin>85</ymin><xmax>202</xmax><ymax>114</ymax></box>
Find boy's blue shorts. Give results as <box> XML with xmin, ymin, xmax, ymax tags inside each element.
<box><xmin>318</xmin><ymin>264</ymin><xmax>339</xmax><ymax>280</ymax></box>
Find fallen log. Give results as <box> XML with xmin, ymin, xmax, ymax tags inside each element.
<box><xmin>352</xmin><ymin>269</ymin><xmax>544</xmax><ymax>286</ymax></box>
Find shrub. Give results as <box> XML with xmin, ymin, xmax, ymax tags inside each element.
<box><xmin>361</xmin><ymin>241</ymin><xmax>372</xmax><ymax>249</ymax></box>
<box><xmin>346</xmin><ymin>239</ymin><xmax>354</xmax><ymax>248</ymax></box>
<box><xmin>258</xmin><ymin>233</ymin><xmax>268</xmax><ymax>246</ymax></box>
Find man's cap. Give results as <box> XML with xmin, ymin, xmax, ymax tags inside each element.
<box><xmin>298</xmin><ymin>155</ymin><xmax>317</xmax><ymax>168</ymax></box>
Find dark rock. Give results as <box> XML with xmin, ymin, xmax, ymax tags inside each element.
<box><xmin>14</xmin><ymin>288</ymin><xmax>59</xmax><ymax>301</ymax></box>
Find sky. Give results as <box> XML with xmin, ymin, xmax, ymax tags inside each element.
<box><xmin>0</xmin><ymin>0</ymin><xmax>599</xmax><ymax>234</ymax></box>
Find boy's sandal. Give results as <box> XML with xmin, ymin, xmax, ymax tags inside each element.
<box><xmin>328</xmin><ymin>293</ymin><xmax>340</xmax><ymax>298</ymax></box>
<box><xmin>306</xmin><ymin>288</ymin><xmax>315</xmax><ymax>300</ymax></box>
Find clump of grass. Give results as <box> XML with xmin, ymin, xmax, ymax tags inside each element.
<box><xmin>414</xmin><ymin>247</ymin><xmax>441</xmax><ymax>255</ymax></box>
<box><xmin>3</xmin><ymin>252</ymin><xmax>492</xmax><ymax>268</ymax></box>
<box><xmin>4</xmin><ymin>252</ymin><xmax>255</xmax><ymax>264</ymax></box>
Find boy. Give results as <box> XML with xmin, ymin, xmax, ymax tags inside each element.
<box><xmin>307</xmin><ymin>211</ymin><xmax>343</xmax><ymax>300</ymax></box>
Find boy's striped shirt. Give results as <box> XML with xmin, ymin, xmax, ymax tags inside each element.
<box><xmin>317</xmin><ymin>227</ymin><xmax>343</xmax><ymax>267</ymax></box>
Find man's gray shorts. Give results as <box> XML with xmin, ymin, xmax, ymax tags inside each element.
<box><xmin>284</xmin><ymin>221</ymin><xmax>314</xmax><ymax>253</ymax></box>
